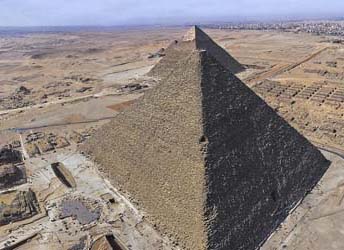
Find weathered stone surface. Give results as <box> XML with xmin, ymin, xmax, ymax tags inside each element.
<box><xmin>91</xmin><ymin>237</ymin><xmax>112</xmax><ymax>250</ymax></box>
<box><xmin>0</xmin><ymin>164</ymin><xmax>26</xmax><ymax>190</ymax></box>
<box><xmin>148</xmin><ymin>48</ymin><xmax>166</xmax><ymax>59</ymax></box>
<box><xmin>51</xmin><ymin>162</ymin><xmax>76</xmax><ymax>188</ymax></box>
<box><xmin>83</xmin><ymin>27</ymin><xmax>330</xmax><ymax>250</ymax></box>
<box><xmin>83</xmin><ymin>52</ymin><xmax>207</xmax><ymax>249</ymax></box>
<box><xmin>91</xmin><ymin>235</ymin><xmax>127</xmax><ymax>250</ymax></box>
<box><xmin>0</xmin><ymin>148</ymin><xmax>22</xmax><ymax>165</ymax></box>
<box><xmin>0</xmin><ymin>147</ymin><xmax>26</xmax><ymax>190</ymax></box>
<box><xmin>148</xmin><ymin>26</ymin><xmax>244</xmax><ymax>79</ymax></box>
<box><xmin>0</xmin><ymin>189</ymin><xmax>40</xmax><ymax>225</ymax></box>
<box><xmin>200</xmin><ymin>51</ymin><xmax>330</xmax><ymax>250</ymax></box>
<box><xmin>68</xmin><ymin>236</ymin><xmax>87</xmax><ymax>250</ymax></box>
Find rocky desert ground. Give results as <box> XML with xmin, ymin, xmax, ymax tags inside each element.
<box><xmin>1</xmin><ymin>25</ymin><xmax>344</xmax><ymax>249</ymax></box>
<box><xmin>1</xmin><ymin>27</ymin><xmax>344</xmax><ymax>149</ymax></box>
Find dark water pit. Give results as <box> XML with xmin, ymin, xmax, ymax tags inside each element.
<box><xmin>60</xmin><ymin>199</ymin><xmax>100</xmax><ymax>225</ymax></box>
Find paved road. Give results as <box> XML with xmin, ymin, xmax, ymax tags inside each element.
<box><xmin>246</xmin><ymin>46</ymin><xmax>330</xmax><ymax>85</ymax></box>
<box><xmin>0</xmin><ymin>90</ymin><xmax>120</xmax><ymax>116</ymax></box>
<box><xmin>2</xmin><ymin>116</ymin><xmax>117</xmax><ymax>133</ymax></box>
<box><xmin>317</xmin><ymin>145</ymin><xmax>344</xmax><ymax>159</ymax></box>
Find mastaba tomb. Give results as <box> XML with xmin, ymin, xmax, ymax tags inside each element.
<box><xmin>82</xmin><ymin>26</ymin><xmax>330</xmax><ymax>250</ymax></box>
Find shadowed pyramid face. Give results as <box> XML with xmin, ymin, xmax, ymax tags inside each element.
<box><xmin>83</xmin><ymin>28</ymin><xmax>330</xmax><ymax>250</ymax></box>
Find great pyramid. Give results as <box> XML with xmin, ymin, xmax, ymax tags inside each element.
<box><xmin>82</xmin><ymin>27</ymin><xmax>330</xmax><ymax>250</ymax></box>
<box><xmin>147</xmin><ymin>26</ymin><xmax>244</xmax><ymax>79</ymax></box>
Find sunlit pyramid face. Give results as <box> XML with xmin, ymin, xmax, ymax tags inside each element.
<box><xmin>182</xmin><ymin>26</ymin><xmax>197</xmax><ymax>41</ymax></box>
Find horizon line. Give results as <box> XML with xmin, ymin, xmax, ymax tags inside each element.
<box><xmin>0</xmin><ymin>15</ymin><xmax>343</xmax><ymax>29</ymax></box>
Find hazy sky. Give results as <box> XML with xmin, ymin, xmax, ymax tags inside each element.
<box><xmin>1</xmin><ymin>0</ymin><xmax>343</xmax><ymax>26</ymax></box>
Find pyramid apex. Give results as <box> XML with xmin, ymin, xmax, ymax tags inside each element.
<box><xmin>149</xmin><ymin>25</ymin><xmax>245</xmax><ymax>77</ymax></box>
<box><xmin>182</xmin><ymin>25</ymin><xmax>201</xmax><ymax>41</ymax></box>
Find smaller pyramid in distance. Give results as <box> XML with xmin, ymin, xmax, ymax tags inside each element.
<box><xmin>148</xmin><ymin>26</ymin><xmax>245</xmax><ymax>79</ymax></box>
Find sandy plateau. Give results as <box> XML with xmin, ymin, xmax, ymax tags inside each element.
<box><xmin>0</xmin><ymin>26</ymin><xmax>344</xmax><ymax>249</ymax></box>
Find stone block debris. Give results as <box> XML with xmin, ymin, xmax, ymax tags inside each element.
<box><xmin>0</xmin><ymin>189</ymin><xmax>40</xmax><ymax>226</ymax></box>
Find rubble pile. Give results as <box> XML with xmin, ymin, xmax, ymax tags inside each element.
<box><xmin>0</xmin><ymin>86</ymin><xmax>35</xmax><ymax>110</ymax></box>
<box><xmin>0</xmin><ymin>147</ymin><xmax>26</xmax><ymax>190</ymax></box>
<box><xmin>148</xmin><ymin>48</ymin><xmax>166</xmax><ymax>59</ymax></box>
<box><xmin>15</xmin><ymin>86</ymin><xmax>31</xmax><ymax>95</ymax></box>
<box><xmin>0</xmin><ymin>189</ymin><xmax>40</xmax><ymax>225</ymax></box>
<box><xmin>0</xmin><ymin>164</ymin><xmax>26</xmax><ymax>190</ymax></box>
<box><xmin>118</xmin><ymin>83</ymin><xmax>149</xmax><ymax>93</ymax></box>
<box><xmin>25</xmin><ymin>132</ymin><xmax>70</xmax><ymax>157</ymax></box>
<box><xmin>0</xmin><ymin>148</ymin><xmax>22</xmax><ymax>165</ymax></box>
